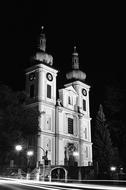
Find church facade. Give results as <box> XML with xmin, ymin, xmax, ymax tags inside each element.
<box><xmin>25</xmin><ymin>27</ymin><xmax>92</xmax><ymax>177</ymax></box>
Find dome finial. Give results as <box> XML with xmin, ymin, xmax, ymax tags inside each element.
<box><xmin>72</xmin><ymin>46</ymin><xmax>79</xmax><ymax>69</ymax></box>
<box><xmin>39</xmin><ymin>26</ymin><xmax>46</xmax><ymax>52</ymax></box>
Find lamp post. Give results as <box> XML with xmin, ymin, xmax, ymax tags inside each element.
<box><xmin>73</xmin><ymin>151</ymin><xmax>80</xmax><ymax>180</ymax></box>
<box><xmin>26</xmin><ymin>150</ymin><xmax>34</xmax><ymax>180</ymax></box>
<box><xmin>110</xmin><ymin>166</ymin><xmax>117</xmax><ymax>180</ymax></box>
<box><xmin>15</xmin><ymin>145</ymin><xmax>34</xmax><ymax>179</ymax></box>
<box><xmin>15</xmin><ymin>145</ymin><xmax>23</xmax><ymax>178</ymax></box>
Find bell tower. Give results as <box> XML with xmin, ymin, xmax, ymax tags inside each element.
<box><xmin>56</xmin><ymin>47</ymin><xmax>92</xmax><ymax>167</ymax></box>
<box><xmin>25</xmin><ymin>26</ymin><xmax>57</xmax><ymax>105</ymax></box>
<box><xmin>25</xmin><ymin>26</ymin><xmax>58</xmax><ymax>166</ymax></box>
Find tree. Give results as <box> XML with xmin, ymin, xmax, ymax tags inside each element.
<box><xmin>0</xmin><ymin>84</ymin><xmax>39</xmax><ymax>166</ymax></box>
<box><xmin>93</xmin><ymin>104</ymin><xmax>115</xmax><ymax>176</ymax></box>
<box><xmin>104</xmin><ymin>83</ymin><xmax>125</xmax><ymax>115</ymax></box>
<box><xmin>104</xmin><ymin>83</ymin><xmax>126</xmax><ymax>169</ymax></box>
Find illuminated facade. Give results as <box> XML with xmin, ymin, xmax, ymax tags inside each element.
<box><xmin>25</xmin><ymin>27</ymin><xmax>92</xmax><ymax>173</ymax></box>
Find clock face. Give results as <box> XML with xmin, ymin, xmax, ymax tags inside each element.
<box><xmin>46</xmin><ymin>72</ymin><xmax>53</xmax><ymax>81</ymax></box>
<box><xmin>82</xmin><ymin>88</ymin><xmax>87</xmax><ymax>96</ymax></box>
<box><xmin>29</xmin><ymin>72</ymin><xmax>35</xmax><ymax>81</ymax></box>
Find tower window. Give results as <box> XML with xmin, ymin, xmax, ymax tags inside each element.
<box><xmin>30</xmin><ymin>84</ymin><xmax>35</xmax><ymax>98</ymax></box>
<box><xmin>83</xmin><ymin>99</ymin><xmax>86</xmax><ymax>111</ymax></box>
<box><xmin>68</xmin><ymin>96</ymin><xmax>73</xmax><ymax>105</ymax></box>
<box><xmin>47</xmin><ymin>84</ymin><xmax>51</xmax><ymax>99</ymax></box>
<box><xmin>68</xmin><ymin>118</ymin><xmax>73</xmax><ymax>134</ymax></box>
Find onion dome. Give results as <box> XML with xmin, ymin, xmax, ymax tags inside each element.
<box><xmin>66</xmin><ymin>47</ymin><xmax>86</xmax><ymax>81</ymax></box>
<box><xmin>32</xmin><ymin>26</ymin><xmax>53</xmax><ymax>66</ymax></box>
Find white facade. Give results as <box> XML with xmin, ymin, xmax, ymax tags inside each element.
<box><xmin>56</xmin><ymin>82</ymin><xmax>92</xmax><ymax>167</ymax></box>
<box><xmin>25</xmin><ymin>28</ymin><xmax>92</xmax><ymax>168</ymax></box>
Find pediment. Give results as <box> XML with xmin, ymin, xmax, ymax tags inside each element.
<box><xmin>65</xmin><ymin>86</ymin><xmax>78</xmax><ymax>95</ymax></box>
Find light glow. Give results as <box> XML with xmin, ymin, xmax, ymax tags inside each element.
<box><xmin>15</xmin><ymin>145</ymin><xmax>22</xmax><ymax>151</ymax></box>
<box><xmin>27</xmin><ymin>150</ymin><xmax>34</xmax><ymax>156</ymax></box>
<box><xmin>110</xmin><ymin>166</ymin><xmax>116</xmax><ymax>171</ymax></box>
<box><xmin>0</xmin><ymin>177</ymin><xmax>126</xmax><ymax>190</ymax></box>
<box><xmin>73</xmin><ymin>151</ymin><xmax>79</xmax><ymax>156</ymax></box>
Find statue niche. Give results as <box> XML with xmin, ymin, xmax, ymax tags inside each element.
<box><xmin>64</xmin><ymin>143</ymin><xmax>78</xmax><ymax>166</ymax></box>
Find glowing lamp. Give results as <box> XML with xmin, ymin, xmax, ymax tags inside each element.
<box><xmin>15</xmin><ymin>145</ymin><xmax>22</xmax><ymax>151</ymax></box>
<box><xmin>73</xmin><ymin>151</ymin><xmax>79</xmax><ymax>156</ymax></box>
<box><xmin>110</xmin><ymin>166</ymin><xmax>116</xmax><ymax>171</ymax></box>
<box><xmin>27</xmin><ymin>150</ymin><xmax>34</xmax><ymax>156</ymax></box>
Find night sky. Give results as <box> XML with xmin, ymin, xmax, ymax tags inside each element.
<box><xmin>1</xmin><ymin>2</ymin><xmax>125</xmax><ymax>117</ymax></box>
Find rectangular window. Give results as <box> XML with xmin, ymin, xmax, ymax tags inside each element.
<box><xmin>68</xmin><ymin>96</ymin><xmax>73</xmax><ymax>105</ymax></box>
<box><xmin>68</xmin><ymin>118</ymin><xmax>73</xmax><ymax>134</ymax></box>
<box><xmin>68</xmin><ymin>96</ymin><xmax>71</xmax><ymax>104</ymax></box>
<box><xmin>30</xmin><ymin>84</ymin><xmax>34</xmax><ymax>98</ymax></box>
<box><xmin>83</xmin><ymin>99</ymin><xmax>86</xmax><ymax>111</ymax></box>
<box><xmin>47</xmin><ymin>84</ymin><xmax>51</xmax><ymax>99</ymax></box>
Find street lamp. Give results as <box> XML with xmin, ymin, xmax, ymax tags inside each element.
<box><xmin>110</xmin><ymin>166</ymin><xmax>116</xmax><ymax>172</ymax></box>
<box><xmin>26</xmin><ymin>150</ymin><xmax>34</xmax><ymax>180</ymax></box>
<box><xmin>73</xmin><ymin>151</ymin><xmax>80</xmax><ymax>179</ymax></box>
<box><xmin>15</xmin><ymin>145</ymin><xmax>22</xmax><ymax>152</ymax></box>
<box><xmin>110</xmin><ymin>166</ymin><xmax>117</xmax><ymax>179</ymax></box>
<box><xmin>27</xmin><ymin>150</ymin><xmax>34</xmax><ymax>157</ymax></box>
<box><xmin>15</xmin><ymin>145</ymin><xmax>34</xmax><ymax>179</ymax></box>
<box><xmin>15</xmin><ymin>145</ymin><xmax>23</xmax><ymax>178</ymax></box>
<box><xmin>15</xmin><ymin>144</ymin><xmax>47</xmax><ymax>180</ymax></box>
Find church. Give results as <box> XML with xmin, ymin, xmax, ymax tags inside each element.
<box><xmin>25</xmin><ymin>27</ymin><xmax>92</xmax><ymax>179</ymax></box>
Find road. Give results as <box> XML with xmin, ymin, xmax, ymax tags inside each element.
<box><xmin>0</xmin><ymin>177</ymin><xmax>126</xmax><ymax>190</ymax></box>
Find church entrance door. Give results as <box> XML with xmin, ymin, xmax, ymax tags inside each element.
<box><xmin>50</xmin><ymin>167</ymin><xmax>67</xmax><ymax>182</ymax></box>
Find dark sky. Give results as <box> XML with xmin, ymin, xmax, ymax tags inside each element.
<box><xmin>1</xmin><ymin>2</ymin><xmax>125</xmax><ymax>114</ymax></box>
